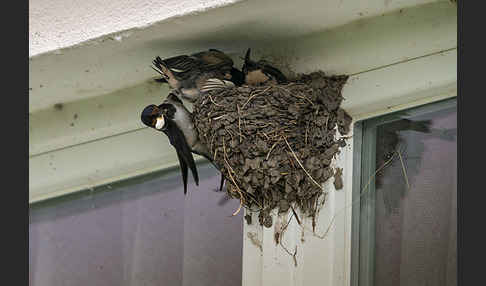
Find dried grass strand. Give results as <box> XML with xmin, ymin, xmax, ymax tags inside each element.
<box><xmin>283</xmin><ymin>136</ymin><xmax>325</xmax><ymax>192</ymax></box>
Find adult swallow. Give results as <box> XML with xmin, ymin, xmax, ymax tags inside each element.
<box><xmin>152</xmin><ymin>49</ymin><xmax>245</xmax><ymax>102</ymax></box>
<box><xmin>242</xmin><ymin>48</ymin><xmax>288</xmax><ymax>86</ymax></box>
<box><xmin>141</xmin><ymin>92</ymin><xmax>225</xmax><ymax>194</ymax></box>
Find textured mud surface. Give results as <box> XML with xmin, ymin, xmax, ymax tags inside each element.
<box><xmin>193</xmin><ymin>71</ymin><xmax>351</xmax><ymax>227</ymax></box>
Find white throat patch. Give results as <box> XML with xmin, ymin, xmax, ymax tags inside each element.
<box><xmin>155</xmin><ymin>117</ymin><xmax>165</xmax><ymax>130</ymax></box>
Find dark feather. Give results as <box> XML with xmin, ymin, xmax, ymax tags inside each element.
<box><xmin>200</xmin><ymin>78</ymin><xmax>235</xmax><ymax>93</ymax></box>
<box><xmin>219</xmin><ymin>173</ymin><xmax>225</xmax><ymax>192</ymax></box>
<box><xmin>262</xmin><ymin>65</ymin><xmax>288</xmax><ymax>84</ymax></box>
<box><xmin>162</xmin><ymin>119</ymin><xmax>199</xmax><ymax>194</ymax></box>
<box><xmin>152</xmin><ymin>50</ymin><xmax>235</xmax><ymax>81</ymax></box>
<box><xmin>230</xmin><ymin>67</ymin><xmax>245</xmax><ymax>86</ymax></box>
<box><xmin>158</xmin><ymin>103</ymin><xmax>177</xmax><ymax>119</ymax></box>
<box><xmin>154</xmin><ymin>77</ymin><xmax>168</xmax><ymax>83</ymax></box>
<box><xmin>175</xmin><ymin>150</ymin><xmax>189</xmax><ymax>195</ymax></box>
<box><xmin>242</xmin><ymin>48</ymin><xmax>288</xmax><ymax>84</ymax></box>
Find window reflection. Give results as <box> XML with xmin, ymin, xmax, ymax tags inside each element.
<box><xmin>374</xmin><ymin>106</ymin><xmax>457</xmax><ymax>286</ymax></box>
<box><xmin>29</xmin><ymin>163</ymin><xmax>243</xmax><ymax>286</ymax></box>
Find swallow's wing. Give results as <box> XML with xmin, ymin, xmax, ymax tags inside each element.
<box><xmin>199</xmin><ymin>78</ymin><xmax>236</xmax><ymax>93</ymax></box>
<box><xmin>260</xmin><ymin>63</ymin><xmax>288</xmax><ymax>84</ymax></box>
<box><xmin>175</xmin><ymin>148</ymin><xmax>189</xmax><ymax>195</ymax></box>
<box><xmin>229</xmin><ymin>67</ymin><xmax>245</xmax><ymax>86</ymax></box>
<box><xmin>194</xmin><ymin>49</ymin><xmax>234</xmax><ymax>72</ymax></box>
<box><xmin>153</xmin><ymin>55</ymin><xmax>201</xmax><ymax>75</ymax></box>
<box><xmin>163</xmin><ymin>120</ymin><xmax>199</xmax><ymax>194</ymax></box>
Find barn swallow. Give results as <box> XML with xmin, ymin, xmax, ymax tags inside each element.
<box><xmin>242</xmin><ymin>48</ymin><xmax>288</xmax><ymax>86</ymax></box>
<box><xmin>141</xmin><ymin>92</ymin><xmax>226</xmax><ymax>194</ymax></box>
<box><xmin>152</xmin><ymin>49</ymin><xmax>245</xmax><ymax>102</ymax></box>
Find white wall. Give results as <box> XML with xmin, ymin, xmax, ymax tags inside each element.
<box><xmin>29</xmin><ymin>1</ymin><xmax>457</xmax><ymax>285</ymax></box>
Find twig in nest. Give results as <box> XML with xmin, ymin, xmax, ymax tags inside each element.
<box><xmin>276</xmin><ymin>212</ymin><xmax>294</xmax><ymax>245</ymax></box>
<box><xmin>312</xmin><ymin>215</ymin><xmax>316</xmax><ymax>233</ymax></box>
<box><xmin>210</xmin><ymin>132</ymin><xmax>217</xmax><ymax>151</ymax></box>
<box><xmin>280</xmin><ymin>213</ymin><xmax>294</xmax><ymax>240</ymax></box>
<box><xmin>312</xmin><ymin>196</ymin><xmax>318</xmax><ymax>232</ymax></box>
<box><xmin>286</xmin><ymin>151</ymin><xmax>297</xmax><ymax>169</ymax></box>
<box><xmin>276</xmin><ymin>85</ymin><xmax>314</xmax><ymax>106</ymax></box>
<box><xmin>280</xmin><ymin>242</ymin><xmax>298</xmax><ymax>267</ymax></box>
<box><xmin>259</xmin><ymin>131</ymin><xmax>270</xmax><ymax>141</ymax></box>
<box><xmin>290</xmin><ymin>205</ymin><xmax>302</xmax><ymax>225</ymax></box>
<box><xmin>222</xmin><ymin>137</ymin><xmax>245</xmax><ymax>216</ymax></box>
<box><xmin>242</xmin><ymin>86</ymin><xmax>272</xmax><ymax>109</ymax></box>
<box><xmin>212</xmin><ymin>114</ymin><xmax>227</xmax><ymax>120</ymax></box>
<box><xmin>231</xmin><ymin>187</ymin><xmax>243</xmax><ymax>216</ymax></box>
<box><xmin>226</xmin><ymin>127</ymin><xmax>235</xmax><ymax>144</ymax></box>
<box><xmin>298</xmin><ymin>91</ymin><xmax>315</xmax><ymax>106</ymax></box>
<box><xmin>305</xmin><ymin>120</ymin><xmax>310</xmax><ymax>145</ymax></box>
<box><xmin>283</xmin><ymin>136</ymin><xmax>325</xmax><ymax>192</ymax></box>
<box><xmin>208</xmin><ymin>94</ymin><xmax>225</xmax><ymax>107</ymax></box>
<box><xmin>237</xmin><ymin>104</ymin><xmax>243</xmax><ymax>143</ymax></box>
<box><xmin>222</xmin><ymin>137</ymin><xmax>235</xmax><ymax>174</ymax></box>
<box><xmin>313</xmin><ymin>213</ymin><xmax>336</xmax><ymax>240</ymax></box>
<box><xmin>266</xmin><ymin>139</ymin><xmax>282</xmax><ymax>160</ymax></box>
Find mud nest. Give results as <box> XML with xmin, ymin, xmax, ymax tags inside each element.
<box><xmin>193</xmin><ymin>71</ymin><xmax>352</xmax><ymax>227</ymax></box>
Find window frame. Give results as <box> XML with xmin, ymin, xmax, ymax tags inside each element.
<box><xmin>350</xmin><ymin>97</ymin><xmax>457</xmax><ymax>286</ymax></box>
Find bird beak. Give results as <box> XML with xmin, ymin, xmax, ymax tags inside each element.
<box><xmin>155</xmin><ymin>116</ymin><xmax>165</xmax><ymax>130</ymax></box>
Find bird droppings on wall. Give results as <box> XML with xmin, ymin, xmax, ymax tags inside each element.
<box><xmin>53</xmin><ymin>103</ymin><xmax>64</xmax><ymax>110</ymax></box>
<box><xmin>193</xmin><ymin>71</ymin><xmax>351</xmax><ymax>228</ymax></box>
<box><xmin>247</xmin><ymin>232</ymin><xmax>263</xmax><ymax>252</ymax></box>
<box><xmin>333</xmin><ymin>167</ymin><xmax>344</xmax><ymax>190</ymax></box>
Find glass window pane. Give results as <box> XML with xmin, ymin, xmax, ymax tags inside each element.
<box><xmin>29</xmin><ymin>163</ymin><xmax>243</xmax><ymax>286</ymax></box>
<box><xmin>373</xmin><ymin>105</ymin><xmax>457</xmax><ymax>286</ymax></box>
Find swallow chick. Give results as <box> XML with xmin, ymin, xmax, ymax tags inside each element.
<box><xmin>242</xmin><ymin>48</ymin><xmax>288</xmax><ymax>86</ymax></box>
<box><xmin>152</xmin><ymin>49</ymin><xmax>245</xmax><ymax>102</ymax></box>
<box><xmin>141</xmin><ymin>92</ymin><xmax>226</xmax><ymax>194</ymax></box>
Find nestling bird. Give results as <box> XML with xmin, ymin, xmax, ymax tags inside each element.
<box><xmin>152</xmin><ymin>49</ymin><xmax>245</xmax><ymax>102</ymax></box>
<box><xmin>141</xmin><ymin>92</ymin><xmax>225</xmax><ymax>194</ymax></box>
<box><xmin>242</xmin><ymin>48</ymin><xmax>288</xmax><ymax>86</ymax></box>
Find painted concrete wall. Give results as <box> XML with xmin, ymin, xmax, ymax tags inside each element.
<box><xmin>29</xmin><ymin>0</ymin><xmax>241</xmax><ymax>56</ymax></box>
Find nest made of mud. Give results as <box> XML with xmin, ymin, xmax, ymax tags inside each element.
<box><xmin>193</xmin><ymin>71</ymin><xmax>352</xmax><ymax>227</ymax></box>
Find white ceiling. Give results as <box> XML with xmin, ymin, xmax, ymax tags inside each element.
<box><xmin>29</xmin><ymin>0</ymin><xmax>242</xmax><ymax>57</ymax></box>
